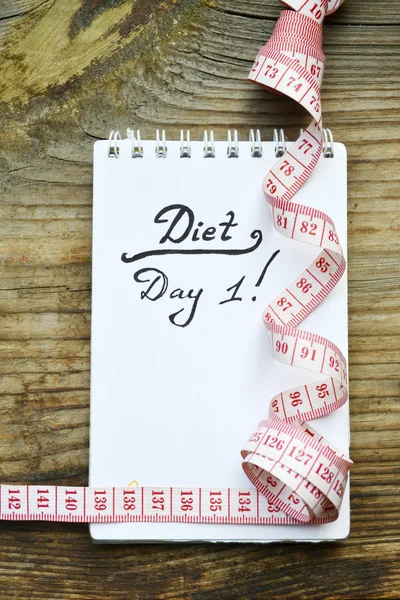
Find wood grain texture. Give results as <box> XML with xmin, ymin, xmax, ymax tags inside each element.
<box><xmin>0</xmin><ymin>0</ymin><xmax>399</xmax><ymax>598</ymax></box>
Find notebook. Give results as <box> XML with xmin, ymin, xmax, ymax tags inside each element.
<box><xmin>89</xmin><ymin>130</ymin><xmax>349</xmax><ymax>543</ymax></box>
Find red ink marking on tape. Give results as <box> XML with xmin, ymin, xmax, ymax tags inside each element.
<box><xmin>0</xmin><ymin>0</ymin><xmax>351</xmax><ymax>527</ymax></box>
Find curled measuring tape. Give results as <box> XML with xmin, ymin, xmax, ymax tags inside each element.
<box><xmin>241</xmin><ymin>0</ymin><xmax>352</xmax><ymax>524</ymax></box>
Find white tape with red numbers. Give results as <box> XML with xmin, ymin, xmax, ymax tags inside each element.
<box><xmin>1</xmin><ymin>0</ymin><xmax>352</xmax><ymax>527</ymax></box>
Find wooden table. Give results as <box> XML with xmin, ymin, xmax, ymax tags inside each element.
<box><xmin>1</xmin><ymin>1</ymin><xmax>399</xmax><ymax>598</ymax></box>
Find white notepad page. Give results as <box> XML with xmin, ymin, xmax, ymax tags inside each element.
<box><xmin>89</xmin><ymin>138</ymin><xmax>349</xmax><ymax>542</ymax></box>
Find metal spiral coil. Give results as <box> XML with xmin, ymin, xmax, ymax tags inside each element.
<box><xmin>203</xmin><ymin>130</ymin><xmax>215</xmax><ymax>158</ymax></box>
<box><xmin>126</xmin><ymin>128</ymin><xmax>143</xmax><ymax>158</ymax></box>
<box><xmin>250</xmin><ymin>129</ymin><xmax>262</xmax><ymax>158</ymax></box>
<box><xmin>107</xmin><ymin>129</ymin><xmax>335</xmax><ymax>158</ymax></box>
<box><xmin>107</xmin><ymin>130</ymin><xmax>122</xmax><ymax>158</ymax></box>
<box><xmin>155</xmin><ymin>129</ymin><xmax>167</xmax><ymax>158</ymax></box>
<box><xmin>180</xmin><ymin>130</ymin><xmax>191</xmax><ymax>158</ymax></box>
<box><xmin>227</xmin><ymin>130</ymin><xmax>239</xmax><ymax>158</ymax></box>
<box><xmin>273</xmin><ymin>128</ymin><xmax>287</xmax><ymax>157</ymax></box>
<box><xmin>322</xmin><ymin>128</ymin><xmax>334</xmax><ymax>158</ymax></box>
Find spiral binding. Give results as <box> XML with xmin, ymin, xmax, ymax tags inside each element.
<box><xmin>322</xmin><ymin>128</ymin><xmax>334</xmax><ymax>158</ymax></box>
<box><xmin>273</xmin><ymin>128</ymin><xmax>286</xmax><ymax>157</ymax></box>
<box><xmin>227</xmin><ymin>130</ymin><xmax>239</xmax><ymax>158</ymax></box>
<box><xmin>155</xmin><ymin>129</ymin><xmax>168</xmax><ymax>158</ymax></box>
<box><xmin>203</xmin><ymin>130</ymin><xmax>215</xmax><ymax>158</ymax></box>
<box><xmin>180</xmin><ymin>130</ymin><xmax>191</xmax><ymax>158</ymax></box>
<box><xmin>250</xmin><ymin>129</ymin><xmax>263</xmax><ymax>158</ymax></box>
<box><xmin>107</xmin><ymin>129</ymin><xmax>335</xmax><ymax>158</ymax></box>
<box><xmin>107</xmin><ymin>130</ymin><xmax>121</xmax><ymax>158</ymax></box>
<box><xmin>126</xmin><ymin>128</ymin><xmax>143</xmax><ymax>158</ymax></box>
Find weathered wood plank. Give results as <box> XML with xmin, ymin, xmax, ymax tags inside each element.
<box><xmin>0</xmin><ymin>0</ymin><xmax>399</xmax><ymax>597</ymax></box>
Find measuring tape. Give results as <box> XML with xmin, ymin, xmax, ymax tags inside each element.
<box><xmin>243</xmin><ymin>0</ymin><xmax>351</xmax><ymax>525</ymax></box>
<box><xmin>1</xmin><ymin>0</ymin><xmax>351</xmax><ymax>526</ymax></box>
